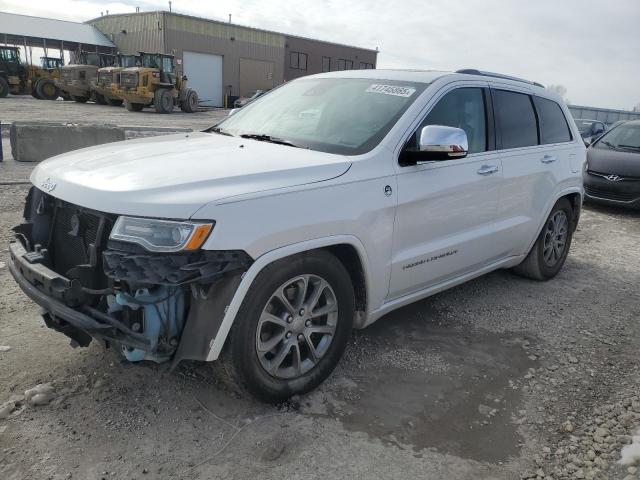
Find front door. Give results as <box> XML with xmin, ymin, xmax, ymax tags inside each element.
<box><xmin>388</xmin><ymin>86</ymin><xmax>503</xmax><ymax>299</ymax></box>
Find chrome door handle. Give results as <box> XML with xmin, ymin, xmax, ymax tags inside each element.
<box><xmin>477</xmin><ymin>164</ymin><xmax>499</xmax><ymax>176</ymax></box>
<box><xmin>541</xmin><ymin>154</ymin><xmax>557</xmax><ymax>164</ymax></box>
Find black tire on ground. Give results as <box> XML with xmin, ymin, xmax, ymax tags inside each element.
<box><xmin>106</xmin><ymin>98</ymin><xmax>123</xmax><ymax>107</ymax></box>
<box><xmin>512</xmin><ymin>198</ymin><xmax>574</xmax><ymax>281</ymax></box>
<box><xmin>31</xmin><ymin>80</ymin><xmax>42</xmax><ymax>99</ymax></box>
<box><xmin>0</xmin><ymin>76</ymin><xmax>9</xmax><ymax>98</ymax></box>
<box><xmin>154</xmin><ymin>88</ymin><xmax>174</xmax><ymax>114</ymax></box>
<box><xmin>125</xmin><ymin>101</ymin><xmax>144</xmax><ymax>112</ymax></box>
<box><xmin>36</xmin><ymin>79</ymin><xmax>59</xmax><ymax>100</ymax></box>
<box><xmin>93</xmin><ymin>93</ymin><xmax>107</xmax><ymax>105</ymax></box>
<box><xmin>222</xmin><ymin>250</ymin><xmax>355</xmax><ymax>403</ymax></box>
<box><xmin>180</xmin><ymin>88</ymin><xmax>198</xmax><ymax>113</ymax></box>
<box><xmin>71</xmin><ymin>95</ymin><xmax>89</xmax><ymax>103</ymax></box>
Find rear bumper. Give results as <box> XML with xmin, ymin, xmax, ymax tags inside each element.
<box><xmin>8</xmin><ymin>242</ymin><xmax>151</xmax><ymax>350</ymax></box>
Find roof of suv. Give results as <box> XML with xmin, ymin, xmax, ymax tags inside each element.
<box><xmin>309</xmin><ymin>68</ymin><xmax>547</xmax><ymax>91</ymax></box>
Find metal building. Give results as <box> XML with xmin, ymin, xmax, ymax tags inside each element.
<box><xmin>568</xmin><ymin>104</ymin><xmax>640</xmax><ymax>125</ymax></box>
<box><xmin>88</xmin><ymin>11</ymin><xmax>377</xmax><ymax>107</ymax></box>
<box><xmin>0</xmin><ymin>11</ymin><xmax>115</xmax><ymax>64</ymax></box>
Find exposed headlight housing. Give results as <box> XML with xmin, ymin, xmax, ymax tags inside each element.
<box><xmin>110</xmin><ymin>217</ymin><xmax>214</xmax><ymax>252</ymax></box>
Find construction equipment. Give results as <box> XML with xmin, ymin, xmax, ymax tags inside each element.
<box><xmin>56</xmin><ymin>51</ymin><xmax>116</xmax><ymax>103</ymax></box>
<box><xmin>0</xmin><ymin>47</ymin><xmax>62</xmax><ymax>100</ymax></box>
<box><xmin>114</xmin><ymin>52</ymin><xmax>199</xmax><ymax>114</ymax></box>
<box><xmin>92</xmin><ymin>54</ymin><xmax>139</xmax><ymax>107</ymax></box>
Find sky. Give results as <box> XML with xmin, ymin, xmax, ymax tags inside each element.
<box><xmin>0</xmin><ymin>0</ymin><xmax>638</xmax><ymax>110</ymax></box>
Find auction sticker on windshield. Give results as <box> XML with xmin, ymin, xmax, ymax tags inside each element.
<box><xmin>366</xmin><ymin>84</ymin><xmax>416</xmax><ymax>97</ymax></box>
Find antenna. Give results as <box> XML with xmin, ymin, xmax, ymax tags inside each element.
<box><xmin>169</xmin><ymin>1</ymin><xmax>172</xmax><ymax>12</ymax></box>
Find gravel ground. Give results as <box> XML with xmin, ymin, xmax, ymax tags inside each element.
<box><xmin>1</xmin><ymin>101</ymin><xmax>640</xmax><ymax>478</ymax></box>
<box><xmin>0</xmin><ymin>96</ymin><xmax>228</xmax><ymax>135</ymax></box>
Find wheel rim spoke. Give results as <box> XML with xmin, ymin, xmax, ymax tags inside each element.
<box><xmin>256</xmin><ymin>273</ymin><xmax>339</xmax><ymax>379</ymax></box>
<box><xmin>542</xmin><ymin>211</ymin><xmax>569</xmax><ymax>267</ymax></box>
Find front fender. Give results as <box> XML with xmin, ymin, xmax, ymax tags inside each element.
<box><xmin>204</xmin><ymin>234</ymin><xmax>370</xmax><ymax>361</ymax></box>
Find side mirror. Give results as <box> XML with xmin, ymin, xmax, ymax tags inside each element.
<box><xmin>584</xmin><ymin>139</ymin><xmax>591</xmax><ymax>147</ymax></box>
<box><xmin>418</xmin><ymin>125</ymin><xmax>469</xmax><ymax>160</ymax></box>
<box><xmin>228</xmin><ymin>108</ymin><xmax>238</xmax><ymax>116</ymax></box>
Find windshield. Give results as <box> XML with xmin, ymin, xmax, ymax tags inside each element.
<box><xmin>595</xmin><ymin>124</ymin><xmax>640</xmax><ymax>152</ymax></box>
<box><xmin>215</xmin><ymin>78</ymin><xmax>427</xmax><ymax>155</ymax></box>
<box><xmin>0</xmin><ymin>48</ymin><xmax>20</xmax><ymax>62</ymax></box>
<box><xmin>120</xmin><ymin>56</ymin><xmax>138</xmax><ymax>68</ymax></box>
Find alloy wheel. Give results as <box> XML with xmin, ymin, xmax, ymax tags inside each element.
<box><xmin>543</xmin><ymin>210</ymin><xmax>569</xmax><ymax>266</ymax></box>
<box><xmin>255</xmin><ymin>274</ymin><xmax>338</xmax><ymax>379</ymax></box>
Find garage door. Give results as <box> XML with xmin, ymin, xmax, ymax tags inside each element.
<box><xmin>182</xmin><ymin>51</ymin><xmax>223</xmax><ymax>107</ymax></box>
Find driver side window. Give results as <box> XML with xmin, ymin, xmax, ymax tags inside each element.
<box><xmin>405</xmin><ymin>87</ymin><xmax>488</xmax><ymax>155</ymax></box>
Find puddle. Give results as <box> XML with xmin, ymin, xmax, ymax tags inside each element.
<box><xmin>326</xmin><ymin>300</ymin><xmax>534</xmax><ymax>463</ymax></box>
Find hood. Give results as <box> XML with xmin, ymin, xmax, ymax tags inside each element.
<box><xmin>31</xmin><ymin>132</ymin><xmax>352</xmax><ymax>219</ymax></box>
<box><xmin>587</xmin><ymin>146</ymin><xmax>640</xmax><ymax>177</ymax></box>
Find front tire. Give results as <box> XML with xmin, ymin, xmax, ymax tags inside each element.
<box><xmin>154</xmin><ymin>88</ymin><xmax>173</xmax><ymax>113</ymax></box>
<box><xmin>513</xmin><ymin>198</ymin><xmax>574</xmax><ymax>280</ymax></box>
<box><xmin>223</xmin><ymin>250</ymin><xmax>355</xmax><ymax>403</ymax></box>
<box><xmin>36</xmin><ymin>79</ymin><xmax>59</xmax><ymax>100</ymax></box>
<box><xmin>0</xmin><ymin>77</ymin><xmax>9</xmax><ymax>98</ymax></box>
<box><xmin>71</xmin><ymin>95</ymin><xmax>89</xmax><ymax>103</ymax></box>
<box><xmin>180</xmin><ymin>89</ymin><xmax>198</xmax><ymax>113</ymax></box>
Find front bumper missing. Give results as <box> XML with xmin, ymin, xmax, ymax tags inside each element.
<box><xmin>9</xmin><ymin>241</ymin><xmax>150</xmax><ymax>350</ymax></box>
<box><xmin>9</xmin><ymin>240</ymin><xmax>252</xmax><ymax>363</ymax></box>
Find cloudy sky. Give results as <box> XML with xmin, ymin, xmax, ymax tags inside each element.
<box><xmin>1</xmin><ymin>0</ymin><xmax>638</xmax><ymax>110</ymax></box>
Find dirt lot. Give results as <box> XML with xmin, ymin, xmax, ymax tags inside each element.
<box><xmin>0</xmin><ymin>96</ymin><xmax>227</xmax><ymax>133</ymax></box>
<box><xmin>1</xmin><ymin>97</ymin><xmax>640</xmax><ymax>479</ymax></box>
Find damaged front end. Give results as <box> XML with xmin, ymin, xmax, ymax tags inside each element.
<box><xmin>9</xmin><ymin>187</ymin><xmax>252</xmax><ymax>365</ymax></box>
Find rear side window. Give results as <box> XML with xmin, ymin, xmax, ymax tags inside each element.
<box><xmin>493</xmin><ymin>90</ymin><xmax>538</xmax><ymax>149</ymax></box>
<box><xmin>534</xmin><ymin>97</ymin><xmax>572</xmax><ymax>144</ymax></box>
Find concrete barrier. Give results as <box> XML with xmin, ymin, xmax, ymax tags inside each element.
<box><xmin>10</xmin><ymin>122</ymin><xmax>126</xmax><ymax>163</ymax></box>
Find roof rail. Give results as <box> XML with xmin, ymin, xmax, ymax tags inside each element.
<box><xmin>455</xmin><ymin>69</ymin><xmax>545</xmax><ymax>88</ymax></box>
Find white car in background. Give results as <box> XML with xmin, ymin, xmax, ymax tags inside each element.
<box><xmin>9</xmin><ymin>69</ymin><xmax>585</xmax><ymax>402</ymax></box>
<box><xmin>233</xmin><ymin>89</ymin><xmax>268</xmax><ymax>108</ymax></box>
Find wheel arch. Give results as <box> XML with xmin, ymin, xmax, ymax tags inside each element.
<box><xmin>525</xmin><ymin>187</ymin><xmax>583</xmax><ymax>255</ymax></box>
<box><xmin>204</xmin><ymin>235</ymin><xmax>371</xmax><ymax>361</ymax></box>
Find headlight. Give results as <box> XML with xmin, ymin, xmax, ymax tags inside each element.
<box><xmin>110</xmin><ymin>217</ymin><xmax>214</xmax><ymax>252</ymax></box>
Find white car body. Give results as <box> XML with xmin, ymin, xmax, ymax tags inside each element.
<box><xmin>26</xmin><ymin>69</ymin><xmax>585</xmax><ymax>363</ymax></box>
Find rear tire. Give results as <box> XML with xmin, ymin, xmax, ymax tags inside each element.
<box><xmin>31</xmin><ymin>80</ymin><xmax>42</xmax><ymax>99</ymax></box>
<box><xmin>36</xmin><ymin>79</ymin><xmax>59</xmax><ymax>100</ymax></box>
<box><xmin>0</xmin><ymin>77</ymin><xmax>10</xmax><ymax>98</ymax></box>
<box><xmin>222</xmin><ymin>250</ymin><xmax>355</xmax><ymax>403</ymax></box>
<box><xmin>180</xmin><ymin>89</ymin><xmax>198</xmax><ymax>113</ymax></box>
<box><xmin>71</xmin><ymin>95</ymin><xmax>89</xmax><ymax>103</ymax></box>
<box><xmin>154</xmin><ymin>88</ymin><xmax>173</xmax><ymax>114</ymax></box>
<box><xmin>512</xmin><ymin>198</ymin><xmax>574</xmax><ymax>281</ymax></box>
<box><xmin>125</xmin><ymin>101</ymin><xmax>144</xmax><ymax>112</ymax></box>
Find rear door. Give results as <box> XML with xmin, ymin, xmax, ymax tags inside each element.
<box><xmin>491</xmin><ymin>87</ymin><xmax>574</xmax><ymax>257</ymax></box>
<box><xmin>388</xmin><ymin>85</ymin><xmax>503</xmax><ymax>299</ymax></box>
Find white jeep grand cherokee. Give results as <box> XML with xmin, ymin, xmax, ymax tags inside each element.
<box><xmin>9</xmin><ymin>69</ymin><xmax>585</xmax><ymax>402</ymax></box>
